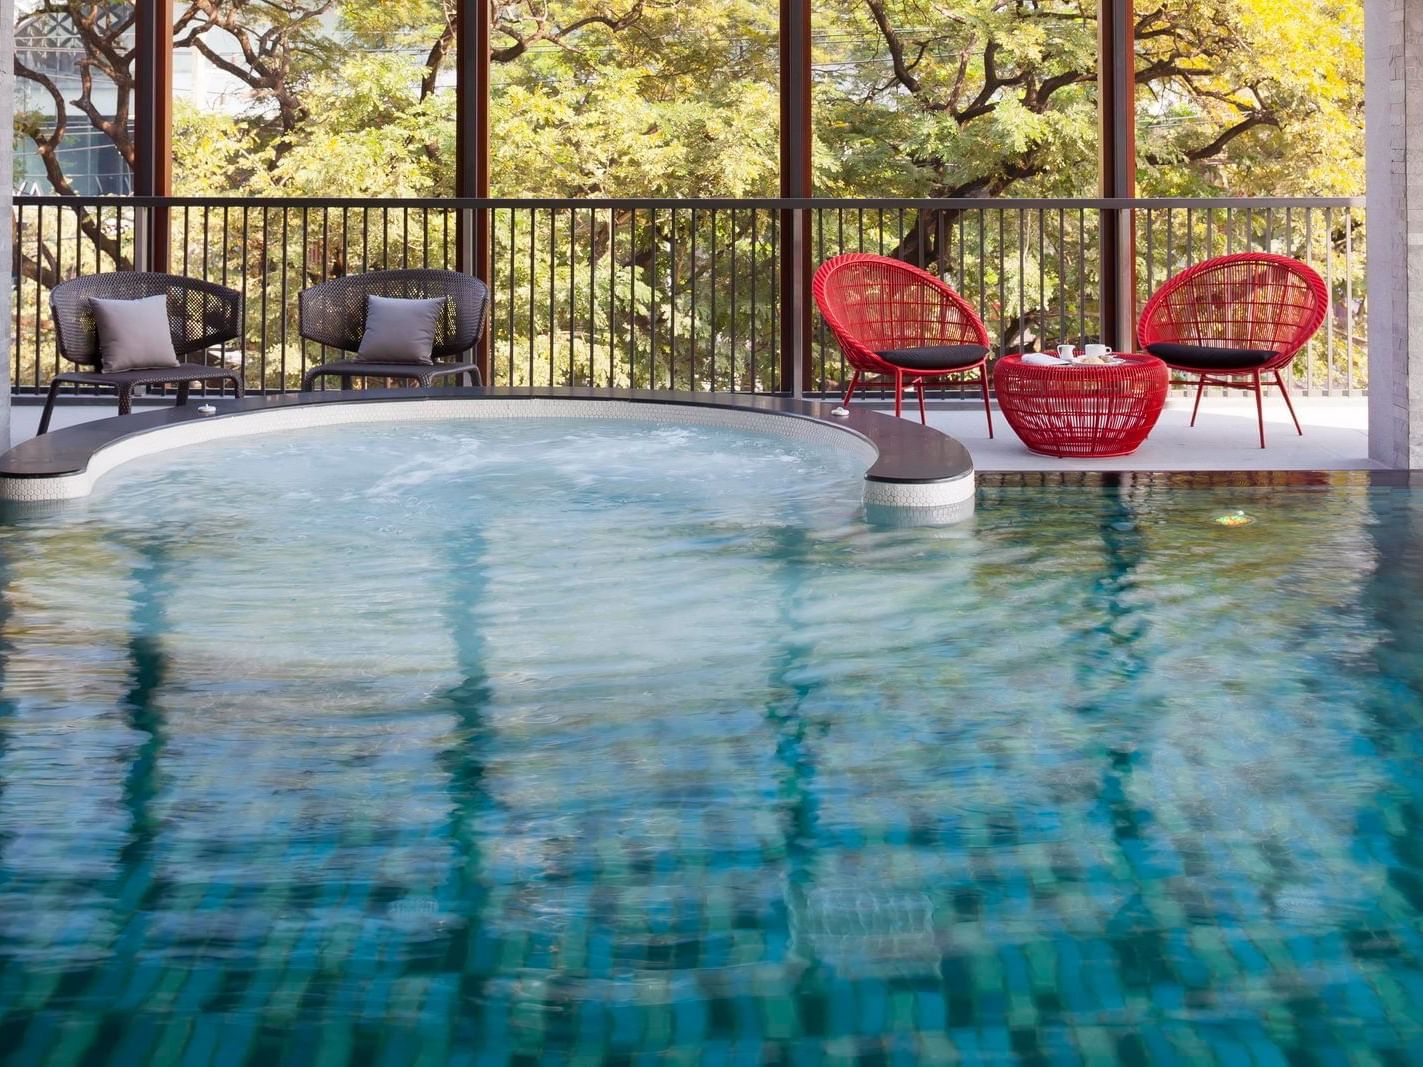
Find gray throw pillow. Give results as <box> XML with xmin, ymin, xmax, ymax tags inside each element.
<box><xmin>90</xmin><ymin>295</ymin><xmax>180</xmax><ymax>373</ymax></box>
<box><xmin>357</xmin><ymin>295</ymin><xmax>446</xmax><ymax>364</ymax></box>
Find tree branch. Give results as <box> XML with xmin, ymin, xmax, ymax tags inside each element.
<box><xmin>422</xmin><ymin>19</ymin><xmax>458</xmax><ymax>100</ymax></box>
<box><xmin>864</xmin><ymin>0</ymin><xmax>920</xmax><ymax>93</ymax></box>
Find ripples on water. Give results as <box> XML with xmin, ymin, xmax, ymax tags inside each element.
<box><xmin>1</xmin><ymin>419</ymin><xmax>1423</xmax><ymax>1064</ymax></box>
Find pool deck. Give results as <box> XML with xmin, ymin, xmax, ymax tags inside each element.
<box><xmin>932</xmin><ymin>395</ymin><xmax>1376</xmax><ymax>472</ymax></box>
<box><xmin>8</xmin><ymin>394</ymin><xmax>1376</xmax><ymax>473</ymax></box>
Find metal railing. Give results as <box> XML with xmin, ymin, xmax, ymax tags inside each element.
<box><xmin>10</xmin><ymin>195</ymin><xmax>1367</xmax><ymax>401</ymax></box>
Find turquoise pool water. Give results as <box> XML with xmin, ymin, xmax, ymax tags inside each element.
<box><xmin>1</xmin><ymin>419</ymin><xmax>1422</xmax><ymax>1065</ymax></box>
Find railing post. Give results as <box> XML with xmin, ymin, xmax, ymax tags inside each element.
<box><xmin>781</xmin><ymin>208</ymin><xmax>811</xmax><ymax>398</ymax></box>
<box><xmin>456</xmin><ymin>0</ymin><xmax>492</xmax><ymax>384</ymax></box>
<box><xmin>134</xmin><ymin>0</ymin><xmax>173</xmax><ymax>273</ymax></box>
<box><xmin>459</xmin><ymin>211</ymin><xmax>477</xmax><ymax>281</ymax></box>
<box><xmin>133</xmin><ymin>207</ymin><xmax>152</xmax><ymax>274</ymax></box>
<box><xmin>779</xmin><ymin>0</ymin><xmax>812</xmax><ymax>398</ymax></box>
<box><xmin>1098</xmin><ymin>0</ymin><xmax>1136</xmax><ymax>352</ymax></box>
<box><xmin>1103</xmin><ymin>206</ymin><xmax>1136</xmax><ymax>352</ymax></box>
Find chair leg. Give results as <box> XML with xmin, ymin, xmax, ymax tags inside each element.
<box><xmin>176</xmin><ymin>382</ymin><xmax>191</xmax><ymax>407</ymax></box>
<box><xmin>118</xmin><ymin>386</ymin><xmax>135</xmax><ymax>418</ymax></box>
<box><xmin>841</xmin><ymin>370</ymin><xmax>861</xmax><ymax>408</ymax></box>
<box><xmin>340</xmin><ymin>375</ymin><xmax>353</xmax><ymax>391</ymax></box>
<box><xmin>893</xmin><ymin>370</ymin><xmax>903</xmax><ymax>419</ymax></box>
<box><xmin>1254</xmin><ymin>371</ymin><xmax>1266</xmax><ymax>449</ymax></box>
<box><xmin>915</xmin><ymin>380</ymin><xmax>927</xmax><ymax>425</ymax></box>
<box><xmin>1274</xmin><ymin>370</ymin><xmax>1303</xmax><ymax>436</ymax></box>
<box><xmin>980</xmin><ymin>370</ymin><xmax>995</xmax><ymax>439</ymax></box>
<box><xmin>233</xmin><ymin>374</ymin><xmax>246</xmax><ymax>400</ymax></box>
<box><xmin>37</xmin><ymin>379</ymin><xmax>64</xmax><ymax>435</ymax></box>
<box><xmin>1190</xmin><ymin>375</ymin><xmax>1206</xmax><ymax>427</ymax></box>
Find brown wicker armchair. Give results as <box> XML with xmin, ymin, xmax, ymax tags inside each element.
<box><xmin>42</xmin><ymin>272</ymin><xmax>245</xmax><ymax>434</ymax></box>
<box><xmin>298</xmin><ymin>269</ymin><xmax>489</xmax><ymax>392</ymax></box>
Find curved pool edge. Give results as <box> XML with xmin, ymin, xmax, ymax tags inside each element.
<box><xmin>0</xmin><ymin>389</ymin><xmax>976</xmax><ymax>520</ymax></box>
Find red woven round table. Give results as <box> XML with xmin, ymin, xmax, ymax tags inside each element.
<box><xmin>993</xmin><ymin>353</ymin><xmax>1169</xmax><ymax>458</ymax></box>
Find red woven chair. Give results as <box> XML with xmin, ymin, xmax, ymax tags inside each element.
<box><xmin>812</xmin><ymin>253</ymin><xmax>993</xmax><ymax>433</ymax></box>
<box><xmin>1137</xmin><ymin>252</ymin><xmax>1328</xmax><ymax>448</ymax></box>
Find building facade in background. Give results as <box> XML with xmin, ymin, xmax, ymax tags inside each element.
<box><xmin>13</xmin><ymin>3</ymin><xmax>131</xmax><ymax>194</ymax></box>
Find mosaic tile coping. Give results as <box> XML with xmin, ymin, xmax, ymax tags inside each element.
<box><xmin>0</xmin><ymin>389</ymin><xmax>977</xmax><ymax>518</ymax></box>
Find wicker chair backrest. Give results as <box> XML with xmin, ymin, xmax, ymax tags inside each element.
<box><xmin>298</xmin><ymin>269</ymin><xmax>489</xmax><ymax>358</ymax></box>
<box><xmin>1137</xmin><ymin>253</ymin><xmax>1328</xmax><ymax>361</ymax></box>
<box><xmin>50</xmin><ymin>272</ymin><xmax>243</xmax><ymax>369</ymax></box>
<box><xmin>812</xmin><ymin>254</ymin><xmax>989</xmax><ymax>366</ymax></box>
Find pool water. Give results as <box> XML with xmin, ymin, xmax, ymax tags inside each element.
<box><xmin>1</xmin><ymin>419</ymin><xmax>1423</xmax><ymax>1065</ymax></box>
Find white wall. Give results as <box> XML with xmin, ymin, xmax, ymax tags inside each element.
<box><xmin>1366</xmin><ymin>0</ymin><xmax>1423</xmax><ymax>468</ymax></box>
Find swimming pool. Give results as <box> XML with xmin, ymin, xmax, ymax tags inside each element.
<box><xmin>0</xmin><ymin>418</ymin><xmax>1421</xmax><ymax>1064</ymax></box>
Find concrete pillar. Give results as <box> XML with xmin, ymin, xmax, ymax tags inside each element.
<box><xmin>1</xmin><ymin>0</ymin><xmax>13</xmax><ymax>449</ymax></box>
<box><xmin>1366</xmin><ymin>0</ymin><xmax>1423</xmax><ymax>467</ymax></box>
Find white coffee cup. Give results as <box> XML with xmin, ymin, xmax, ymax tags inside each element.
<box><xmin>1056</xmin><ymin>344</ymin><xmax>1077</xmax><ymax>360</ymax></box>
<box><xmin>1084</xmin><ymin>343</ymin><xmax>1111</xmax><ymax>358</ymax></box>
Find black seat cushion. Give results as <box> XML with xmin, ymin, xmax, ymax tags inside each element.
<box><xmin>875</xmin><ymin>344</ymin><xmax>989</xmax><ymax>370</ymax></box>
<box><xmin>1145</xmin><ymin>342</ymin><xmax>1278</xmax><ymax>370</ymax></box>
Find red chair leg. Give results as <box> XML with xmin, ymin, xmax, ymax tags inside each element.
<box><xmin>1254</xmin><ymin>371</ymin><xmax>1266</xmax><ymax>449</ymax></box>
<box><xmin>894</xmin><ymin>370</ymin><xmax>903</xmax><ymax>419</ymax></box>
<box><xmin>915</xmin><ymin>380</ymin><xmax>927</xmax><ymax>425</ymax></box>
<box><xmin>980</xmin><ymin>369</ymin><xmax>994</xmax><ymax>439</ymax></box>
<box><xmin>1190</xmin><ymin>375</ymin><xmax>1206</xmax><ymax>427</ymax></box>
<box><xmin>842</xmin><ymin>370</ymin><xmax>861</xmax><ymax>407</ymax></box>
<box><xmin>1274</xmin><ymin>370</ymin><xmax>1303</xmax><ymax>436</ymax></box>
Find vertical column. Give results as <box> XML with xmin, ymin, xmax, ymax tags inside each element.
<box><xmin>1098</xmin><ymin>0</ymin><xmax>1136</xmax><ymax>353</ymax></box>
<box><xmin>134</xmin><ymin>0</ymin><xmax>174</xmax><ymax>273</ymax></box>
<box><xmin>779</xmin><ymin>0</ymin><xmax>812</xmax><ymax>397</ymax></box>
<box><xmin>1</xmin><ymin>0</ymin><xmax>13</xmax><ymax>445</ymax></box>
<box><xmin>457</xmin><ymin>0</ymin><xmax>493</xmax><ymax>384</ymax></box>
<box><xmin>1365</xmin><ymin>0</ymin><xmax>1423</xmax><ymax>467</ymax></box>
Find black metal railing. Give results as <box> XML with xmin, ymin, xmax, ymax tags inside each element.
<box><xmin>10</xmin><ymin>195</ymin><xmax>1367</xmax><ymax>402</ymax></box>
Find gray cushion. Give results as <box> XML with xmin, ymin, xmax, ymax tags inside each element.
<box><xmin>1144</xmin><ymin>342</ymin><xmax>1277</xmax><ymax>370</ymax></box>
<box><xmin>875</xmin><ymin>344</ymin><xmax>989</xmax><ymax>370</ymax></box>
<box><xmin>357</xmin><ymin>295</ymin><xmax>445</xmax><ymax>364</ymax></box>
<box><xmin>90</xmin><ymin>295</ymin><xmax>179</xmax><ymax>373</ymax></box>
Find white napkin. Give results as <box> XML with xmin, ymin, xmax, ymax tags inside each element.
<box><xmin>1021</xmin><ymin>353</ymin><xmax>1067</xmax><ymax>366</ymax></box>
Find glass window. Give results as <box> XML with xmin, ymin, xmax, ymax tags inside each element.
<box><xmin>173</xmin><ymin>1</ymin><xmax>457</xmax><ymax>198</ymax></box>
<box><xmin>1132</xmin><ymin>0</ymin><xmax>1367</xmax><ymax>392</ymax></box>
<box><xmin>14</xmin><ymin>1</ymin><xmax>135</xmax><ymax>195</ymax></box>
<box><xmin>1134</xmin><ymin>0</ymin><xmax>1364</xmax><ymax>197</ymax></box>
<box><xmin>489</xmin><ymin>0</ymin><xmax>779</xmax><ymax>197</ymax></box>
<box><xmin>807</xmin><ymin>0</ymin><xmax>1101</xmax><ymax>379</ymax></box>
<box><xmin>812</xmin><ymin>0</ymin><xmax>1099</xmax><ymax>199</ymax></box>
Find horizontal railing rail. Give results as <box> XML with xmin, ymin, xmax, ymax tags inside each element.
<box><xmin>10</xmin><ymin>195</ymin><xmax>1367</xmax><ymax>403</ymax></box>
